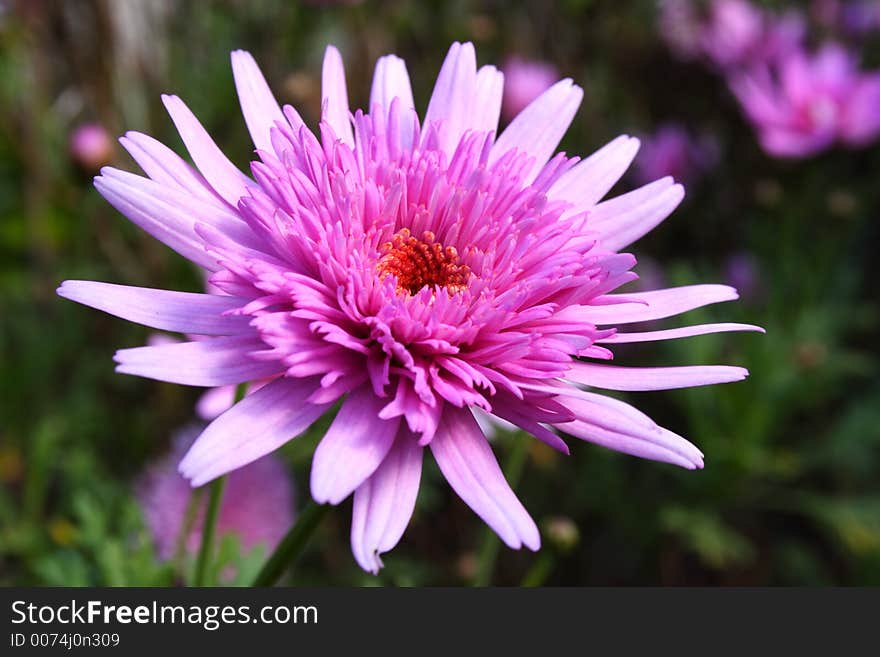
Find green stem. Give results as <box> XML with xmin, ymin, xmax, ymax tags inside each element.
<box><xmin>175</xmin><ymin>486</ymin><xmax>204</xmax><ymax>574</ymax></box>
<box><xmin>252</xmin><ymin>502</ymin><xmax>330</xmax><ymax>587</ymax></box>
<box><xmin>192</xmin><ymin>476</ymin><xmax>226</xmax><ymax>587</ymax></box>
<box><xmin>520</xmin><ymin>552</ymin><xmax>554</xmax><ymax>587</ymax></box>
<box><xmin>472</xmin><ymin>435</ymin><xmax>531</xmax><ymax>587</ymax></box>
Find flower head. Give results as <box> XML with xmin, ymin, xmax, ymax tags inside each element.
<box><xmin>730</xmin><ymin>42</ymin><xmax>880</xmax><ymax>157</ymax></box>
<box><xmin>137</xmin><ymin>425</ymin><xmax>295</xmax><ymax>561</ymax></box>
<box><xmin>59</xmin><ymin>43</ymin><xmax>759</xmax><ymax>573</ymax></box>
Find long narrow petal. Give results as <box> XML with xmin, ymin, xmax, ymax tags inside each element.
<box><xmin>598</xmin><ymin>323</ymin><xmax>764</xmax><ymax>344</ymax></box>
<box><xmin>57</xmin><ymin>281</ymin><xmax>253</xmax><ymax>335</ymax></box>
<box><xmin>490</xmin><ymin>78</ymin><xmax>583</xmax><ymax>184</ymax></box>
<box><xmin>95</xmin><ymin>168</ymin><xmax>263</xmax><ymax>267</ymax></box>
<box><xmin>311</xmin><ymin>385</ymin><xmax>401</xmax><ymax>505</ymax></box>
<box><xmin>550</xmin><ymin>135</ymin><xmax>641</xmax><ymax>211</ymax></box>
<box><xmin>231</xmin><ymin>50</ymin><xmax>286</xmax><ymax>154</ymax></box>
<box><xmin>119</xmin><ymin>131</ymin><xmax>221</xmax><ymax>204</ymax></box>
<box><xmin>572</xmin><ymin>285</ymin><xmax>740</xmax><ymax>325</ymax></box>
<box><xmin>179</xmin><ymin>376</ymin><xmax>328</xmax><ymax>486</ymax></box>
<box><xmin>351</xmin><ymin>430</ymin><xmax>423</xmax><ymax>574</ymax></box>
<box><xmin>114</xmin><ymin>335</ymin><xmax>283</xmax><ymax>386</ymax></box>
<box><xmin>472</xmin><ymin>65</ymin><xmax>504</xmax><ymax>136</ymax></box>
<box><xmin>590</xmin><ymin>178</ymin><xmax>685</xmax><ymax>251</ymax></box>
<box><xmin>369</xmin><ymin>54</ymin><xmax>417</xmax><ymax>150</ymax></box>
<box><xmin>430</xmin><ymin>406</ymin><xmax>540</xmax><ymax>550</ymax></box>
<box><xmin>369</xmin><ymin>54</ymin><xmax>415</xmax><ymax>115</ymax></box>
<box><xmin>161</xmin><ymin>94</ymin><xmax>253</xmax><ymax>206</ymax></box>
<box><xmin>555</xmin><ymin>395</ymin><xmax>703</xmax><ymax>469</ymax></box>
<box><xmin>321</xmin><ymin>45</ymin><xmax>354</xmax><ymax>148</ymax></box>
<box><xmin>422</xmin><ymin>42</ymin><xmax>477</xmax><ymax>155</ymax></box>
<box><xmin>95</xmin><ymin>172</ymin><xmax>217</xmax><ymax>271</ymax></box>
<box><xmin>565</xmin><ymin>361</ymin><xmax>749</xmax><ymax>391</ymax></box>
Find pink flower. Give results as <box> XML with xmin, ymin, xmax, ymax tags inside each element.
<box><xmin>136</xmin><ymin>425</ymin><xmax>295</xmax><ymax>561</ymax></box>
<box><xmin>501</xmin><ymin>56</ymin><xmax>558</xmax><ymax>121</ymax></box>
<box><xmin>661</xmin><ymin>0</ymin><xmax>805</xmax><ymax>69</ymax></box>
<box><xmin>730</xmin><ymin>42</ymin><xmax>880</xmax><ymax>157</ymax></box>
<box><xmin>632</xmin><ymin>123</ymin><xmax>719</xmax><ymax>187</ymax></box>
<box><xmin>658</xmin><ymin>0</ymin><xmax>704</xmax><ymax>60</ymax></box>
<box><xmin>69</xmin><ymin>123</ymin><xmax>115</xmax><ymax>172</ymax></box>
<box><xmin>59</xmin><ymin>43</ymin><xmax>759</xmax><ymax>573</ymax></box>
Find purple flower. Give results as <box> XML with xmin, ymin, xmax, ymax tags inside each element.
<box><xmin>723</xmin><ymin>252</ymin><xmax>761</xmax><ymax>303</ymax></box>
<box><xmin>813</xmin><ymin>0</ymin><xmax>880</xmax><ymax>35</ymax></box>
<box><xmin>137</xmin><ymin>425</ymin><xmax>295</xmax><ymax>561</ymax></box>
<box><xmin>632</xmin><ymin>123</ymin><xmax>719</xmax><ymax>187</ymax></box>
<box><xmin>659</xmin><ymin>0</ymin><xmax>704</xmax><ymax>60</ymax></box>
<box><xmin>501</xmin><ymin>56</ymin><xmax>558</xmax><ymax>121</ymax></box>
<box><xmin>661</xmin><ymin>0</ymin><xmax>805</xmax><ymax>70</ymax></box>
<box><xmin>730</xmin><ymin>42</ymin><xmax>880</xmax><ymax>157</ymax></box>
<box><xmin>69</xmin><ymin>123</ymin><xmax>115</xmax><ymax>172</ymax></box>
<box><xmin>59</xmin><ymin>43</ymin><xmax>759</xmax><ymax>573</ymax></box>
<box><xmin>841</xmin><ymin>1</ymin><xmax>880</xmax><ymax>34</ymax></box>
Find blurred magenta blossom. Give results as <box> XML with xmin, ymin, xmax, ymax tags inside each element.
<box><xmin>723</xmin><ymin>252</ymin><xmax>761</xmax><ymax>303</ymax></box>
<box><xmin>660</xmin><ymin>0</ymin><xmax>805</xmax><ymax>69</ymax></box>
<box><xmin>501</xmin><ymin>55</ymin><xmax>558</xmax><ymax>120</ymax></box>
<box><xmin>632</xmin><ymin>123</ymin><xmax>719</xmax><ymax>187</ymax></box>
<box><xmin>69</xmin><ymin>123</ymin><xmax>114</xmax><ymax>172</ymax></box>
<box><xmin>137</xmin><ymin>425</ymin><xmax>295</xmax><ymax>562</ymax></box>
<box><xmin>730</xmin><ymin>42</ymin><xmax>880</xmax><ymax>157</ymax></box>
<box><xmin>842</xmin><ymin>0</ymin><xmax>880</xmax><ymax>33</ymax></box>
<box><xmin>812</xmin><ymin>0</ymin><xmax>880</xmax><ymax>35</ymax></box>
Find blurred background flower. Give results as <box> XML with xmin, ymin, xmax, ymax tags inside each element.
<box><xmin>632</xmin><ymin>122</ymin><xmax>719</xmax><ymax>187</ymax></box>
<box><xmin>501</xmin><ymin>55</ymin><xmax>558</xmax><ymax>120</ymax></box>
<box><xmin>136</xmin><ymin>425</ymin><xmax>296</xmax><ymax>565</ymax></box>
<box><xmin>68</xmin><ymin>123</ymin><xmax>114</xmax><ymax>172</ymax></box>
<box><xmin>729</xmin><ymin>43</ymin><xmax>880</xmax><ymax>157</ymax></box>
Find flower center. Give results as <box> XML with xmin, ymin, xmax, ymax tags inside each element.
<box><xmin>376</xmin><ymin>228</ymin><xmax>471</xmax><ymax>295</ymax></box>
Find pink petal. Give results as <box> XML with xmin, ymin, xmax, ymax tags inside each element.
<box><xmin>565</xmin><ymin>361</ymin><xmax>749</xmax><ymax>391</ymax></box>
<box><xmin>369</xmin><ymin>54</ymin><xmax>415</xmax><ymax>116</ymax></box>
<box><xmin>310</xmin><ymin>385</ymin><xmax>401</xmax><ymax>505</ymax></box>
<box><xmin>550</xmin><ymin>135</ymin><xmax>641</xmax><ymax>211</ymax></box>
<box><xmin>590</xmin><ymin>178</ymin><xmax>685</xmax><ymax>251</ymax></box>
<box><xmin>369</xmin><ymin>54</ymin><xmax>417</xmax><ymax>150</ymax></box>
<box><xmin>119</xmin><ymin>131</ymin><xmax>222</xmax><ymax>204</ymax></box>
<box><xmin>490</xmin><ymin>78</ymin><xmax>583</xmax><ymax>184</ymax></box>
<box><xmin>57</xmin><ymin>281</ymin><xmax>253</xmax><ymax>335</ymax></box>
<box><xmin>161</xmin><ymin>94</ymin><xmax>253</xmax><ymax>206</ymax></box>
<box><xmin>574</xmin><ymin>284</ymin><xmax>740</xmax><ymax>325</ymax></box>
<box><xmin>96</xmin><ymin>168</ymin><xmax>263</xmax><ymax>266</ymax></box>
<box><xmin>114</xmin><ymin>335</ymin><xmax>283</xmax><ymax>386</ymax></box>
<box><xmin>94</xmin><ymin>172</ymin><xmax>218</xmax><ymax>271</ymax></box>
<box><xmin>179</xmin><ymin>376</ymin><xmax>328</xmax><ymax>486</ymax></box>
<box><xmin>321</xmin><ymin>45</ymin><xmax>354</xmax><ymax>148</ymax></box>
<box><xmin>423</xmin><ymin>42</ymin><xmax>478</xmax><ymax>155</ymax></box>
<box><xmin>350</xmin><ymin>429</ymin><xmax>423</xmax><ymax>574</ymax></box>
<box><xmin>231</xmin><ymin>50</ymin><xmax>287</xmax><ymax>154</ymax></box>
<box><xmin>472</xmin><ymin>65</ymin><xmax>504</xmax><ymax>136</ymax></box>
<box><xmin>597</xmin><ymin>322</ymin><xmax>764</xmax><ymax>344</ymax></box>
<box><xmin>430</xmin><ymin>406</ymin><xmax>540</xmax><ymax>550</ymax></box>
<box><xmin>196</xmin><ymin>385</ymin><xmax>237</xmax><ymax>421</ymax></box>
<box><xmin>555</xmin><ymin>394</ymin><xmax>704</xmax><ymax>469</ymax></box>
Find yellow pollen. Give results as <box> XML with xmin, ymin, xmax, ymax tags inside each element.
<box><xmin>376</xmin><ymin>228</ymin><xmax>470</xmax><ymax>295</ymax></box>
